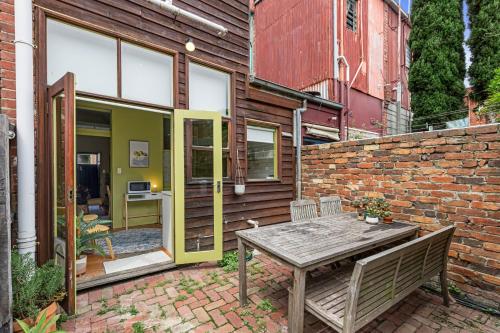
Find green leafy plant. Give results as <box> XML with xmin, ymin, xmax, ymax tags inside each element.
<box><xmin>132</xmin><ymin>322</ymin><xmax>145</xmax><ymax>333</ymax></box>
<box><xmin>16</xmin><ymin>309</ymin><xmax>65</xmax><ymax>333</ymax></box>
<box><xmin>217</xmin><ymin>250</ymin><xmax>253</xmax><ymax>273</ymax></box>
<box><xmin>12</xmin><ymin>251</ymin><xmax>65</xmax><ymax>320</ymax></box>
<box><xmin>477</xmin><ymin>67</ymin><xmax>500</xmax><ymax>122</ymax></box>
<box><xmin>75</xmin><ymin>212</ymin><xmax>108</xmax><ymax>258</ymax></box>
<box><xmin>256</xmin><ymin>299</ymin><xmax>276</xmax><ymax>312</ymax></box>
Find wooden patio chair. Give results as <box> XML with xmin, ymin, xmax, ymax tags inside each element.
<box><xmin>290</xmin><ymin>199</ymin><xmax>318</xmax><ymax>223</ymax></box>
<box><xmin>320</xmin><ymin>196</ymin><xmax>343</xmax><ymax>217</ymax></box>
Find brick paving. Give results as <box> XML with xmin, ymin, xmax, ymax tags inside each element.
<box><xmin>61</xmin><ymin>254</ymin><xmax>499</xmax><ymax>333</ymax></box>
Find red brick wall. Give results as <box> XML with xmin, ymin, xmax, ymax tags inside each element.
<box><xmin>0</xmin><ymin>0</ymin><xmax>15</xmax><ymax>120</ymax></box>
<box><xmin>0</xmin><ymin>0</ymin><xmax>16</xmax><ymax>238</ymax></box>
<box><xmin>302</xmin><ymin>124</ymin><xmax>500</xmax><ymax>306</ymax></box>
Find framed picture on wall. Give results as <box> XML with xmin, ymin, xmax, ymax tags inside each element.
<box><xmin>130</xmin><ymin>140</ymin><xmax>149</xmax><ymax>168</ymax></box>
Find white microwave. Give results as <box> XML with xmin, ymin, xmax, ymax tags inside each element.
<box><xmin>128</xmin><ymin>181</ymin><xmax>151</xmax><ymax>194</ymax></box>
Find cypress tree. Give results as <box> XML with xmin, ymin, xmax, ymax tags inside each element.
<box><xmin>466</xmin><ymin>0</ymin><xmax>500</xmax><ymax>102</ymax></box>
<box><xmin>408</xmin><ymin>0</ymin><xmax>466</xmax><ymax>131</ymax></box>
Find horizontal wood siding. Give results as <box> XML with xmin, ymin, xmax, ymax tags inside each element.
<box><xmin>34</xmin><ymin>0</ymin><xmax>294</xmax><ymax>254</ymax></box>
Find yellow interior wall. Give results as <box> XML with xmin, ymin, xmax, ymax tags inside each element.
<box><xmin>111</xmin><ymin>108</ymin><xmax>163</xmax><ymax>228</ymax></box>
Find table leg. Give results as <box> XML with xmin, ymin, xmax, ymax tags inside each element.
<box><xmin>125</xmin><ymin>199</ymin><xmax>128</xmax><ymax>231</ymax></box>
<box><xmin>238</xmin><ymin>238</ymin><xmax>248</xmax><ymax>306</ymax></box>
<box><xmin>289</xmin><ymin>267</ymin><xmax>307</xmax><ymax>333</ymax></box>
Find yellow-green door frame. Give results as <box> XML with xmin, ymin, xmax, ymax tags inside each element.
<box><xmin>173</xmin><ymin>109</ymin><xmax>223</xmax><ymax>264</ymax></box>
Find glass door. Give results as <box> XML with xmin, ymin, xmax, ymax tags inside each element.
<box><xmin>173</xmin><ymin>110</ymin><xmax>223</xmax><ymax>264</ymax></box>
<box><xmin>48</xmin><ymin>72</ymin><xmax>77</xmax><ymax>314</ymax></box>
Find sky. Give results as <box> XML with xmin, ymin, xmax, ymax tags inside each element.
<box><xmin>463</xmin><ymin>1</ymin><xmax>472</xmax><ymax>87</ymax></box>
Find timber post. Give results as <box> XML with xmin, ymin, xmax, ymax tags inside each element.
<box><xmin>0</xmin><ymin>115</ymin><xmax>12</xmax><ymax>333</ymax></box>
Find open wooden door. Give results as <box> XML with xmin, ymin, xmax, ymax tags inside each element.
<box><xmin>173</xmin><ymin>110</ymin><xmax>223</xmax><ymax>264</ymax></box>
<box><xmin>48</xmin><ymin>72</ymin><xmax>77</xmax><ymax>314</ymax></box>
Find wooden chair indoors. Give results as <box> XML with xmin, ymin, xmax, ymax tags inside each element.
<box><xmin>320</xmin><ymin>196</ymin><xmax>343</xmax><ymax>217</ymax></box>
<box><xmin>290</xmin><ymin>199</ymin><xmax>318</xmax><ymax>223</ymax></box>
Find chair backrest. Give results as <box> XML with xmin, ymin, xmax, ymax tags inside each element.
<box><xmin>290</xmin><ymin>199</ymin><xmax>318</xmax><ymax>222</ymax></box>
<box><xmin>320</xmin><ymin>196</ymin><xmax>342</xmax><ymax>217</ymax></box>
<box><xmin>343</xmin><ymin>226</ymin><xmax>455</xmax><ymax>332</ymax></box>
<box><xmin>106</xmin><ymin>185</ymin><xmax>112</xmax><ymax>219</ymax></box>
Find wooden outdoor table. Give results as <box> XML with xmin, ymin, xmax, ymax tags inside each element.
<box><xmin>236</xmin><ymin>213</ymin><xmax>420</xmax><ymax>333</ymax></box>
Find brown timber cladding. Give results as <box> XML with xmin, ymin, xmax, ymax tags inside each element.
<box><xmin>33</xmin><ymin>0</ymin><xmax>294</xmax><ymax>259</ymax></box>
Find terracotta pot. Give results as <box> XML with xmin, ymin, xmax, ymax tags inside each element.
<box><xmin>14</xmin><ymin>302</ymin><xmax>58</xmax><ymax>333</ymax></box>
<box><xmin>384</xmin><ymin>216</ymin><xmax>394</xmax><ymax>224</ymax></box>
<box><xmin>76</xmin><ymin>255</ymin><xmax>87</xmax><ymax>276</ymax></box>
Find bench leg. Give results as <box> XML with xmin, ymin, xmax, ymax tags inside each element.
<box><xmin>238</xmin><ymin>238</ymin><xmax>248</xmax><ymax>306</ymax></box>
<box><xmin>440</xmin><ymin>270</ymin><xmax>450</xmax><ymax>307</ymax></box>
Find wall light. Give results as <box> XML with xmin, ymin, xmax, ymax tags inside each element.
<box><xmin>185</xmin><ymin>38</ymin><xmax>196</xmax><ymax>52</ymax></box>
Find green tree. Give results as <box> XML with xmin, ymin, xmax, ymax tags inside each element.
<box><xmin>466</xmin><ymin>0</ymin><xmax>500</xmax><ymax>102</ymax></box>
<box><xmin>478</xmin><ymin>67</ymin><xmax>500</xmax><ymax>121</ymax></box>
<box><xmin>409</xmin><ymin>0</ymin><xmax>466</xmax><ymax>130</ymax></box>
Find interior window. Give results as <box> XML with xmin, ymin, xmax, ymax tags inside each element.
<box><xmin>346</xmin><ymin>0</ymin><xmax>357</xmax><ymax>32</ymax></box>
<box><xmin>247</xmin><ymin>125</ymin><xmax>278</xmax><ymax>180</ymax></box>
<box><xmin>189</xmin><ymin>62</ymin><xmax>231</xmax><ymax>117</ymax></box>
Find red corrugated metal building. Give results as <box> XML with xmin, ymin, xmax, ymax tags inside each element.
<box><xmin>253</xmin><ymin>0</ymin><xmax>412</xmax><ymax>138</ymax></box>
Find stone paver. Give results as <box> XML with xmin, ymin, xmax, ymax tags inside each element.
<box><xmin>61</xmin><ymin>254</ymin><xmax>499</xmax><ymax>333</ymax></box>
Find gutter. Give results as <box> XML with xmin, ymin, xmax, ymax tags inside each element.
<box><xmin>147</xmin><ymin>0</ymin><xmax>228</xmax><ymax>36</ymax></box>
<box><xmin>249</xmin><ymin>77</ymin><xmax>343</xmax><ymax>110</ymax></box>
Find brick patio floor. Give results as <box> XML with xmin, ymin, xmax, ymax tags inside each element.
<box><xmin>61</xmin><ymin>254</ymin><xmax>499</xmax><ymax>333</ymax></box>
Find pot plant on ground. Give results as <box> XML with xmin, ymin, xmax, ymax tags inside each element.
<box><xmin>16</xmin><ymin>309</ymin><xmax>64</xmax><ymax>333</ymax></box>
<box><xmin>75</xmin><ymin>212</ymin><xmax>108</xmax><ymax>276</ymax></box>
<box><xmin>12</xmin><ymin>251</ymin><xmax>65</xmax><ymax>333</ymax></box>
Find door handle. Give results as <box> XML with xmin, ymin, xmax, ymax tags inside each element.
<box><xmin>216</xmin><ymin>181</ymin><xmax>221</xmax><ymax>193</ymax></box>
<box><xmin>68</xmin><ymin>189</ymin><xmax>74</xmax><ymax>203</ymax></box>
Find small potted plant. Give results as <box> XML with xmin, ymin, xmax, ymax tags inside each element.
<box><xmin>372</xmin><ymin>198</ymin><xmax>392</xmax><ymax>223</ymax></box>
<box><xmin>352</xmin><ymin>196</ymin><xmax>370</xmax><ymax>221</ymax></box>
<box><xmin>365</xmin><ymin>201</ymin><xmax>381</xmax><ymax>224</ymax></box>
<box><xmin>75</xmin><ymin>213</ymin><xmax>108</xmax><ymax>276</ymax></box>
<box><xmin>234</xmin><ymin>149</ymin><xmax>245</xmax><ymax>195</ymax></box>
<box><xmin>12</xmin><ymin>251</ymin><xmax>65</xmax><ymax>333</ymax></box>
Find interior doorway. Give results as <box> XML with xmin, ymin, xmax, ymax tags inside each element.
<box><xmin>74</xmin><ymin>99</ymin><xmax>175</xmax><ymax>288</ymax></box>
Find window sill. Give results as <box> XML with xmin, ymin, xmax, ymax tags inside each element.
<box><xmin>245</xmin><ymin>178</ymin><xmax>281</xmax><ymax>183</ymax></box>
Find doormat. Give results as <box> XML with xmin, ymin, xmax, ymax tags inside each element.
<box><xmin>97</xmin><ymin>228</ymin><xmax>162</xmax><ymax>255</ymax></box>
<box><xmin>103</xmin><ymin>251</ymin><xmax>171</xmax><ymax>275</ymax></box>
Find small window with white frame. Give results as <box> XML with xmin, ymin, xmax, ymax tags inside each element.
<box><xmin>246</xmin><ymin>124</ymin><xmax>279</xmax><ymax>180</ymax></box>
<box><xmin>189</xmin><ymin>62</ymin><xmax>231</xmax><ymax>117</ymax></box>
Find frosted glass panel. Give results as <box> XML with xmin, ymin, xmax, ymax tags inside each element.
<box><xmin>121</xmin><ymin>42</ymin><xmax>174</xmax><ymax>106</ymax></box>
<box><xmin>247</xmin><ymin>126</ymin><xmax>274</xmax><ymax>143</ymax></box>
<box><xmin>189</xmin><ymin>63</ymin><xmax>230</xmax><ymax>116</ymax></box>
<box><xmin>47</xmin><ymin>19</ymin><xmax>117</xmax><ymax>96</ymax></box>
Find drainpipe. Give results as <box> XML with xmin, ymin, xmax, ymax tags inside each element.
<box><xmin>396</xmin><ymin>0</ymin><xmax>402</xmax><ymax>134</ymax></box>
<box><xmin>249</xmin><ymin>0</ymin><xmax>256</xmax><ymax>77</ymax></box>
<box><xmin>295</xmin><ymin>100</ymin><xmax>307</xmax><ymax>200</ymax></box>
<box><xmin>338</xmin><ymin>55</ymin><xmax>350</xmax><ymax>140</ymax></box>
<box><xmin>333</xmin><ymin>0</ymin><xmax>339</xmax><ymax>84</ymax></box>
<box><xmin>15</xmin><ymin>0</ymin><xmax>37</xmax><ymax>257</ymax></box>
<box><xmin>148</xmin><ymin>0</ymin><xmax>228</xmax><ymax>36</ymax></box>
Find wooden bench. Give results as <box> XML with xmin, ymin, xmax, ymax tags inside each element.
<box><xmin>290</xmin><ymin>225</ymin><xmax>455</xmax><ymax>333</ymax></box>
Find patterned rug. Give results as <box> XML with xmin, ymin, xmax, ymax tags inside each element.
<box><xmin>98</xmin><ymin>228</ymin><xmax>162</xmax><ymax>255</ymax></box>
